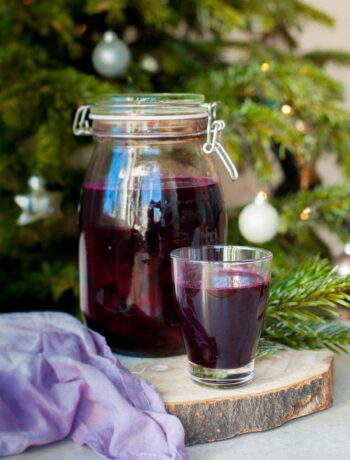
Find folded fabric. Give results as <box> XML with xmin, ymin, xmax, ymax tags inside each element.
<box><xmin>0</xmin><ymin>312</ymin><xmax>191</xmax><ymax>459</ymax></box>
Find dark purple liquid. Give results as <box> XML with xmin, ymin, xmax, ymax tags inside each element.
<box><xmin>174</xmin><ymin>270</ymin><xmax>269</xmax><ymax>369</ymax></box>
<box><xmin>79</xmin><ymin>176</ymin><xmax>224</xmax><ymax>356</ymax></box>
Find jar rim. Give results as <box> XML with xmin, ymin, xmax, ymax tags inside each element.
<box><xmin>90</xmin><ymin>93</ymin><xmax>208</xmax><ymax>119</ymax></box>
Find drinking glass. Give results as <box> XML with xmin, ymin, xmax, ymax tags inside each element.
<box><xmin>170</xmin><ymin>245</ymin><xmax>272</xmax><ymax>387</ymax></box>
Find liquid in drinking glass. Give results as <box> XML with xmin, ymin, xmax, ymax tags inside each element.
<box><xmin>171</xmin><ymin>246</ymin><xmax>272</xmax><ymax>387</ymax></box>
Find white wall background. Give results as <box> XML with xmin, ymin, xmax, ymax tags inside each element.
<box><xmin>300</xmin><ymin>0</ymin><xmax>350</xmax><ymax>109</ymax></box>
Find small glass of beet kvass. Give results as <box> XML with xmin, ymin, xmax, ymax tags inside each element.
<box><xmin>171</xmin><ymin>245</ymin><xmax>272</xmax><ymax>387</ymax></box>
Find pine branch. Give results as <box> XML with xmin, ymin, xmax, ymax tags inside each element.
<box><xmin>1</xmin><ymin>0</ymin><xmax>350</xmax><ymax>320</ymax></box>
<box><xmin>228</xmin><ymin>199</ymin><xmax>335</xmax><ymax>272</ymax></box>
<box><xmin>263</xmin><ymin>257</ymin><xmax>350</xmax><ymax>353</ymax></box>
<box><xmin>256</xmin><ymin>338</ymin><xmax>285</xmax><ymax>359</ymax></box>
<box><xmin>294</xmin><ymin>0</ymin><xmax>334</xmax><ymax>27</ymax></box>
<box><xmin>196</xmin><ymin>0</ymin><xmax>246</xmax><ymax>31</ymax></box>
<box><xmin>303</xmin><ymin>50</ymin><xmax>350</xmax><ymax>66</ymax></box>
<box><xmin>85</xmin><ymin>0</ymin><xmax>127</xmax><ymax>23</ymax></box>
<box><xmin>187</xmin><ymin>58</ymin><xmax>350</xmax><ymax>179</ymax></box>
<box><xmin>230</xmin><ymin>219</ymin><xmax>350</xmax><ymax>357</ymax></box>
<box><xmin>277</xmin><ymin>184</ymin><xmax>350</xmax><ymax>242</ymax></box>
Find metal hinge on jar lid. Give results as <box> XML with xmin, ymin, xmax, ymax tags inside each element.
<box><xmin>203</xmin><ymin>102</ymin><xmax>239</xmax><ymax>181</ymax></box>
<box><xmin>73</xmin><ymin>105</ymin><xmax>92</xmax><ymax>136</ymax></box>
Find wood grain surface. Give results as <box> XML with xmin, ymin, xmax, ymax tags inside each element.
<box><xmin>119</xmin><ymin>349</ymin><xmax>335</xmax><ymax>445</ymax></box>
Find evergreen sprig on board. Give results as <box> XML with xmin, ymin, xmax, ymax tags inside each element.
<box><xmin>258</xmin><ymin>257</ymin><xmax>350</xmax><ymax>357</ymax></box>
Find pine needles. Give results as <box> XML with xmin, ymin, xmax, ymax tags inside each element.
<box><xmin>1</xmin><ymin>0</ymin><xmax>350</xmax><ymax>316</ymax></box>
<box><xmin>259</xmin><ymin>257</ymin><xmax>350</xmax><ymax>356</ymax></box>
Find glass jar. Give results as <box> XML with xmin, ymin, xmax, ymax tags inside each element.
<box><xmin>73</xmin><ymin>94</ymin><xmax>238</xmax><ymax>357</ymax></box>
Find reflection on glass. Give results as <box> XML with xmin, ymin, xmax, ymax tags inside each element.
<box><xmin>80</xmin><ymin>141</ymin><xmax>226</xmax><ymax>356</ymax></box>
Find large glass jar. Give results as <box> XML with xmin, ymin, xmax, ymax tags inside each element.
<box><xmin>73</xmin><ymin>94</ymin><xmax>238</xmax><ymax>357</ymax></box>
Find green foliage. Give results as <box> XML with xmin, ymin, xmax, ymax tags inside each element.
<box><xmin>303</xmin><ymin>49</ymin><xmax>350</xmax><ymax>66</ymax></box>
<box><xmin>261</xmin><ymin>257</ymin><xmax>350</xmax><ymax>354</ymax></box>
<box><xmin>278</xmin><ymin>184</ymin><xmax>350</xmax><ymax>240</ymax></box>
<box><xmin>228</xmin><ymin>215</ymin><xmax>331</xmax><ymax>272</ymax></box>
<box><xmin>229</xmin><ymin>184</ymin><xmax>350</xmax><ymax>271</ymax></box>
<box><xmin>1</xmin><ymin>0</ymin><xmax>350</xmax><ymax>338</ymax></box>
<box><xmin>256</xmin><ymin>338</ymin><xmax>285</xmax><ymax>359</ymax></box>
<box><xmin>188</xmin><ymin>59</ymin><xmax>350</xmax><ymax>179</ymax></box>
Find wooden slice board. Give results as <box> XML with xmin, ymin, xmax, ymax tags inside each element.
<box><xmin>119</xmin><ymin>349</ymin><xmax>334</xmax><ymax>445</ymax></box>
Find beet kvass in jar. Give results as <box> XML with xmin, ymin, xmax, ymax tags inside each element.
<box><xmin>73</xmin><ymin>94</ymin><xmax>238</xmax><ymax>357</ymax></box>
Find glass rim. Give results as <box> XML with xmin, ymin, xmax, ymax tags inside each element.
<box><xmin>170</xmin><ymin>245</ymin><xmax>273</xmax><ymax>264</ymax></box>
<box><xmin>89</xmin><ymin>93</ymin><xmax>209</xmax><ymax>119</ymax></box>
<box><xmin>93</xmin><ymin>93</ymin><xmax>205</xmax><ymax>105</ymax></box>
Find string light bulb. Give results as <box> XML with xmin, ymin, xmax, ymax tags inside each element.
<box><xmin>300</xmin><ymin>206</ymin><xmax>312</xmax><ymax>221</ymax></box>
<box><xmin>281</xmin><ymin>104</ymin><xmax>293</xmax><ymax>116</ymax></box>
<box><xmin>260</xmin><ymin>62</ymin><xmax>270</xmax><ymax>72</ymax></box>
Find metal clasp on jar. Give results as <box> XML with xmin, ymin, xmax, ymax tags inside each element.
<box><xmin>203</xmin><ymin>102</ymin><xmax>238</xmax><ymax>182</ymax></box>
<box><xmin>73</xmin><ymin>105</ymin><xmax>92</xmax><ymax>136</ymax></box>
<box><xmin>73</xmin><ymin>100</ymin><xmax>239</xmax><ymax>182</ymax></box>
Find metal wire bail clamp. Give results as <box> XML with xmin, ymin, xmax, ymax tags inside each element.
<box><xmin>72</xmin><ymin>101</ymin><xmax>239</xmax><ymax>181</ymax></box>
<box><xmin>73</xmin><ymin>105</ymin><xmax>92</xmax><ymax>136</ymax></box>
<box><xmin>203</xmin><ymin>102</ymin><xmax>239</xmax><ymax>182</ymax></box>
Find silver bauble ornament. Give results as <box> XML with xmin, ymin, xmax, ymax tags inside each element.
<box><xmin>15</xmin><ymin>175</ymin><xmax>62</xmax><ymax>225</ymax></box>
<box><xmin>334</xmin><ymin>243</ymin><xmax>350</xmax><ymax>277</ymax></box>
<box><xmin>92</xmin><ymin>31</ymin><xmax>130</xmax><ymax>78</ymax></box>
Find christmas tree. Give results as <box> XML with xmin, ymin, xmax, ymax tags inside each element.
<box><xmin>1</xmin><ymin>0</ymin><xmax>350</xmax><ymax>352</ymax></box>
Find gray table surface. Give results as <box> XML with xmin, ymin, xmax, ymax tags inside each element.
<box><xmin>9</xmin><ymin>354</ymin><xmax>350</xmax><ymax>460</ymax></box>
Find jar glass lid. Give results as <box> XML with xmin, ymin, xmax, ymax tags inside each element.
<box><xmin>73</xmin><ymin>94</ymin><xmax>239</xmax><ymax>181</ymax></box>
<box><xmin>89</xmin><ymin>93</ymin><xmax>208</xmax><ymax>119</ymax></box>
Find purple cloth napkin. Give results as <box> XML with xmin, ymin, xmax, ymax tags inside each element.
<box><xmin>0</xmin><ymin>312</ymin><xmax>191</xmax><ymax>459</ymax></box>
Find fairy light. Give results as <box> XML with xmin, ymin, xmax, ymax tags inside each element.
<box><xmin>281</xmin><ymin>104</ymin><xmax>293</xmax><ymax>116</ymax></box>
<box><xmin>300</xmin><ymin>206</ymin><xmax>312</xmax><ymax>221</ymax></box>
<box><xmin>260</xmin><ymin>62</ymin><xmax>270</xmax><ymax>72</ymax></box>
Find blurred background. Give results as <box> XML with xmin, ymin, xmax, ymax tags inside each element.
<box><xmin>302</xmin><ymin>0</ymin><xmax>350</xmax><ymax>108</ymax></box>
<box><xmin>229</xmin><ymin>0</ymin><xmax>350</xmax><ymax>207</ymax></box>
<box><xmin>1</xmin><ymin>0</ymin><xmax>350</xmax><ymax>313</ymax></box>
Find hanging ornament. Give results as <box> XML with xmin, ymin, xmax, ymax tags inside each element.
<box><xmin>14</xmin><ymin>176</ymin><xmax>62</xmax><ymax>226</ymax></box>
<box><xmin>92</xmin><ymin>31</ymin><xmax>130</xmax><ymax>78</ymax></box>
<box><xmin>238</xmin><ymin>192</ymin><xmax>280</xmax><ymax>244</ymax></box>
<box><xmin>334</xmin><ymin>243</ymin><xmax>350</xmax><ymax>277</ymax></box>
